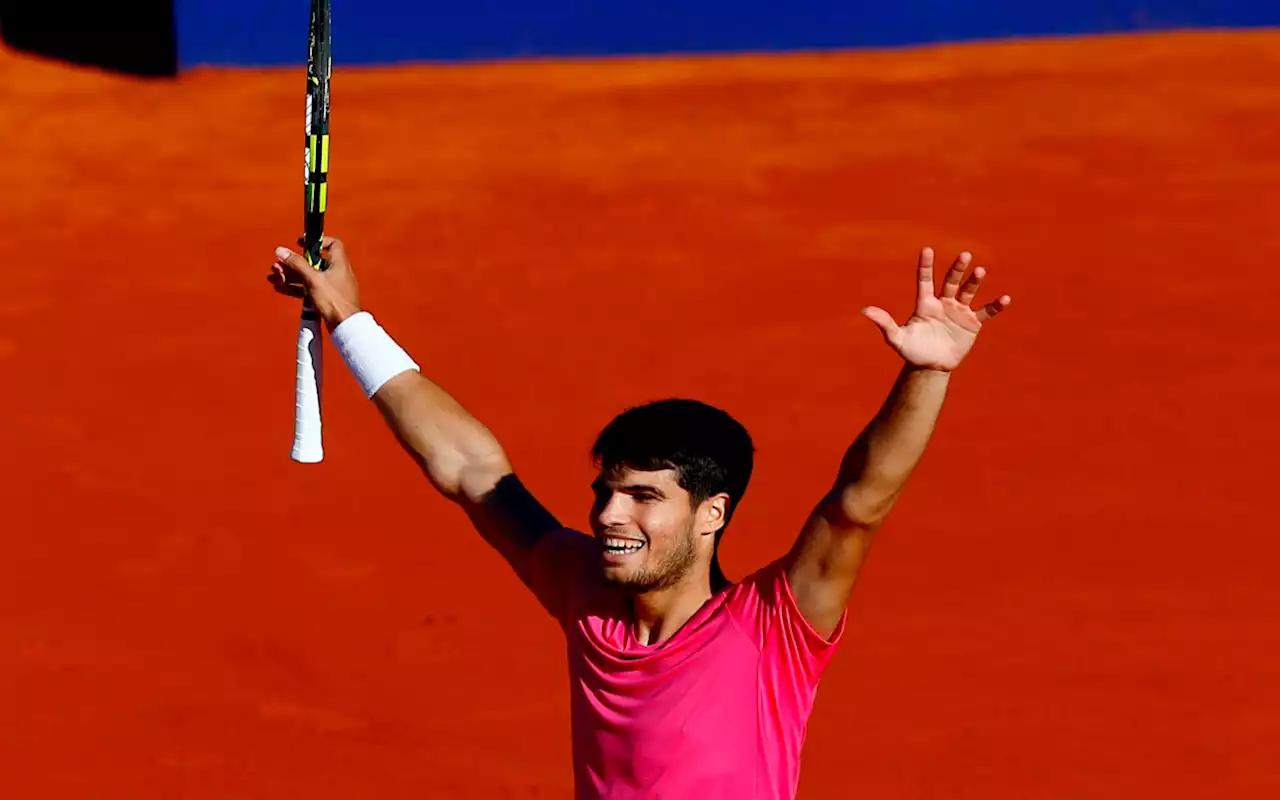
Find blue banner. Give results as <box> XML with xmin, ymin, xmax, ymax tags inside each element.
<box><xmin>176</xmin><ymin>1</ymin><xmax>1280</xmax><ymax>68</ymax></box>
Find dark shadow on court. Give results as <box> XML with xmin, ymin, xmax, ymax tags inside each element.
<box><xmin>0</xmin><ymin>0</ymin><xmax>176</xmax><ymax>77</ymax></box>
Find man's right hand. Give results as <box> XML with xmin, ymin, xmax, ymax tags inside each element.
<box><xmin>268</xmin><ymin>236</ymin><xmax>363</xmax><ymax>332</ymax></box>
<box><xmin>266</xmin><ymin>234</ymin><xmax>569</xmax><ymax>615</ymax></box>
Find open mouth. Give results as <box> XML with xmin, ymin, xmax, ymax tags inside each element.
<box><xmin>601</xmin><ymin>537</ymin><xmax>645</xmax><ymax>556</ymax></box>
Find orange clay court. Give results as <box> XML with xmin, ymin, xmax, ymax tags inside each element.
<box><xmin>1</xmin><ymin>28</ymin><xmax>1278</xmax><ymax>798</ymax></box>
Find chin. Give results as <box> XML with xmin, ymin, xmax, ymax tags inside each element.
<box><xmin>601</xmin><ymin>565</ymin><xmax>639</xmax><ymax>585</ymax></box>
<box><xmin>601</xmin><ymin>565</ymin><xmax>654</xmax><ymax>591</ymax></box>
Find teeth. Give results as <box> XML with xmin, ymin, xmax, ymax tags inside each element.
<box><xmin>603</xmin><ymin>537</ymin><xmax>644</xmax><ymax>554</ymax></box>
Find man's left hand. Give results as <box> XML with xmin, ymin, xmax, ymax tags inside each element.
<box><xmin>862</xmin><ymin>247</ymin><xmax>1012</xmax><ymax>371</ymax></box>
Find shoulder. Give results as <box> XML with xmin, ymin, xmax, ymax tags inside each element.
<box><xmin>726</xmin><ymin>558</ymin><xmax>845</xmax><ymax>658</ymax></box>
<box><xmin>725</xmin><ymin>557</ymin><xmax>788</xmax><ymax>609</ymax></box>
<box><xmin>531</xmin><ymin>527</ymin><xmax>598</xmax><ymax>566</ymax></box>
<box><xmin>520</xmin><ymin>528</ymin><xmax>605</xmax><ymax>623</ymax></box>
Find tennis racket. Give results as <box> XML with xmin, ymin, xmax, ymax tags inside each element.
<box><xmin>291</xmin><ymin>0</ymin><xmax>332</xmax><ymax>463</ymax></box>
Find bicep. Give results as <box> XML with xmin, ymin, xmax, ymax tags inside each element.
<box><xmin>784</xmin><ymin>492</ymin><xmax>878</xmax><ymax>640</ymax></box>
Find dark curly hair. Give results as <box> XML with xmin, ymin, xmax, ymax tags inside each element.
<box><xmin>591</xmin><ymin>399</ymin><xmax>755</xmax><ymax>548</ymax></box>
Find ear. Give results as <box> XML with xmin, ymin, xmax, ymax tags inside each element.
<box><xmin>698</xmin><ymin>493</ymin><xmax>731</xmax><ymax>536</ymax></box>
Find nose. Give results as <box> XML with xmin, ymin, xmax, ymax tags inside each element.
<box><xmin>594</xmin><ymin>491</ymin><xmax>629</xmax><ymax>529</ymax></box>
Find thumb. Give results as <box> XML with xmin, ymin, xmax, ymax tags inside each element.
<box><xmin>861</xmin><ymin>306</ymin><xmax>900</xmax><ymax>341</ymax></box>
<box><xmin>275</xmin><ymin>246</ymin><xmax>322</xmax><ymax>285</ymax></box>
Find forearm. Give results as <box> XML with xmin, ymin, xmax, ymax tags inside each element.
<box><xmin>330</xmin><ymin>312</ymin><xmax>510</xmax><ymax>504</ymax></box>
<box><xmin>831</xmin><ymin>365</ymin><xmax>950</xmax><ymax>527</ymax></box>
<box><xmin>371</xmin><ymin>372</ymin><xmax>511</xmax><ymax>503</ymax></box>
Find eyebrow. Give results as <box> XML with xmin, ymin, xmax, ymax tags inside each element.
<box><xmin>591</xmin><ymin>480</ymin><xmax>666</xmax><ymax>499</ymax></box>
<box><xmin>621</xmin><ymin>484</ymin><xmax>665</xmax><ymax>498</ymax></box>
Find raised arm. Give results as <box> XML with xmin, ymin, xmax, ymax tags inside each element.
<box><xmin>785</xmin><ymin>248</ymin><xmax>1012</xmax><ymax>638</ymax></box>
<box><xmin>269</xmin><ymin>238</ymin><xmax>563</xmax><ymax>569</ymax></box>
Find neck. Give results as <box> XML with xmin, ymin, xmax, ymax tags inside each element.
<box><xmin>630</xmin><ymin>559</ymin><xmax>722</xmax><ymax>646</ymax></box>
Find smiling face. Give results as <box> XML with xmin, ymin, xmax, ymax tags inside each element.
<box><xmin>590</xmin><ymin>466</ymin><xmax>727</xmax><ymax>592</ymax></box>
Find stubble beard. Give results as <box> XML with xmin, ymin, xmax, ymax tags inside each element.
<box><xmin>608</xmin><ymin>524</ymin><xmax>700</xmax><ymax>593</ymax></box>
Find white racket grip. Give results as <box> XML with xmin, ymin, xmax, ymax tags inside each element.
<box><xmin>291</xmin><ymin>312</ymin><xmax>324</xmax><ymax>463</ymax></box>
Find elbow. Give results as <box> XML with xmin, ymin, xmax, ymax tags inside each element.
<box><xmin>832</xmin><ymin>484</ymin><xmax>898</xmax><ymax>531</ymax></box>
<box><xmin>413</xmin><ymin>442</ymin><xmax>510</xmax><ymax>505</ymax></box>
<box><xmin>452</xmin><ymin>453</ymin><xmax>512</xmax><ymax>506</ymax></box>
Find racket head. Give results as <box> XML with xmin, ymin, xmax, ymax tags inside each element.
<box><xmin>304</xmin><ymin>0</ymin><xmax>332</xmax><ymax>270</ymax></box>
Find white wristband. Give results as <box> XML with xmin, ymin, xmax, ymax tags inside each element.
<box><xmin>331</xmin><ymin>311</ymin><xmax>420</xmax><ymax>399</ymax></box>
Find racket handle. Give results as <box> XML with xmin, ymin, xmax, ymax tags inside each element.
<box><xmin>291</xmin><ymin>302</ymin><xmax>324</xmax><ymax>463</ymax></box>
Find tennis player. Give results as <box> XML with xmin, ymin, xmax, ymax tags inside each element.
<box><xmin>268</xmin><ymin>237</ymin><xmax>1011</xmax><ymax>798</ymax></box>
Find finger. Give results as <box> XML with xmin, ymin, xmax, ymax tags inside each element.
<box><xmin>275</xmin><ymin>246</ymin><xmax>321</xmax><ymax>280</ymax></box>
<box><xmin>295</xmin><ymin>236</ymin><xmax>341</xmax><ymax>271</ymax></box>
<box><xmin>267</xmin><ymin>267</ymin><xmax>305</xmax><ymax>290</ymax></box>
<box><xmin>975</xmin><ymin>294</ymin><xmax>1012</xmax><ymax>322</ymax></box>
<box><xmin>269</xmin><ymin>263</ymin><xmax>304</xmax><ymax>280</ymax></box>
<box><xmin>862</xmin><ymin>306</ymin><xmax>902</xmax><ymax>345</ymax></box>
<box><xmin>916</xmin><ymin>247</ymin><xmax>935</xmax><ymax>304</ymax></box>
<box><xmin>269</xmin><ymin>278</ymin><xmax>307</xmax><ymax>298</ymax></box>
<box><xmin>955</xmin><ymin>266</ymin><xmax>985</xmax><ymax>306</ymax></box>
<box><xmin>940</xmin><ymin>252</ymin><xmax>971</xmax><ymax>299</ymax></box>
<box><xmin>327</xmin><ymin>235</ymin><xmax>348</xmax><ymax>261</ymax></box>
<box><xmin>297</xmin><ymin>235</ymin><xmax>341</xmax><ymax>250</ymax></box>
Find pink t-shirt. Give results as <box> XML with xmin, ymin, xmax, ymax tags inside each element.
<box><xmin>524</xmin><ymin>529</ymin><xmax>846</xmax><ymax>799</ymax></box>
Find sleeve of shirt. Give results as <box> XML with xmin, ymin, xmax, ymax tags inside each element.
<box><xmin>727</xmin><ymin>558</ymin><xmax>847</xmax><ymax>686</ymax></box>
<box><xmin>516</xmin><ymin>527</ymin><xmax>600</xmax><ymax>625</ymax></box>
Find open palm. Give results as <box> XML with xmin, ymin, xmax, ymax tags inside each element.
<box><xmin>863</xmin><ymin>248</ymin><xmax>1011</xmax><ymax>371</ymax></box>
